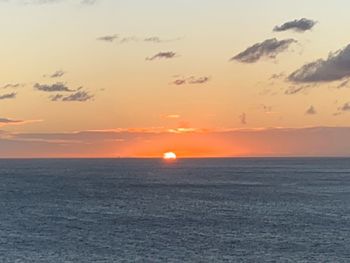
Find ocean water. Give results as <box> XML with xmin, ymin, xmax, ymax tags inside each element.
<box><xmin>0</xmin><ymin>158</ymin><xmax>350</xmax><ymax>262</ymax></box>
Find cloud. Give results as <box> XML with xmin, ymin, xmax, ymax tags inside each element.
<box><xmin>51</xmin><ymin>90</ymin><xmax>93</xmax><ymax>102</ymax></box>
<box><xmin>16</xmin><ymin>0</ymin><xmax>95</xmax><ymax>5</ymax></box>
<box><xmin>144</xmin><ymin>37</ymin><xmax>163</xmax><ymax>43</ymax></box>
<box><xmin>34</xmin><ymin>82</ymin><xmax>73</xmax><ymax>92</ymax></box>
<box><xmin>337</xmin><ymin>79</ymin><xmax>350</xmax><ymax>89</ymax></box>
<box><xmin>143</xmin><ymin>36</ymin><xmax>182</xmax><ymax>43</ymax></box>
<box><xmin>0</xmin><ymin>117</ymin><xmax>41</xmax><ymax>127</ymax></box>
<box><xmin>289</xmin><ymin>44</ymin><xmax>350</xmax><ymax>83</ymax></box>
<box><xmin>81</xmin><ymin>0</ymin><xmax>97</xmax><ymax>4</ymax></box>
<box><xmin>0</xmin><ymin>92</ymin><xmax>16</xmax><ymax>100</ymax></box>
<box><xmin>45</xmin><ymin>70</ymin><xmax>65</xmax><ymax>78</ymax></box>
<box><xmin>305</xmin><ymin>106</ymin><xmax>317</xmax><ymax>115</ymax></box>
<box><xmin>259</xmin><ymin>104</ymin><xmax>274</xmax><ymax>114</ymax></box>
<box><xmin>3</xmin><ymin>127</ymin><xmax>350</xmax><ymax>157</ymax></box>
<box><xmin>0</xmin><ymin>118</ymin><xmax>22</xmax><ymax>124</ymax></box>
<box><xmin>231</xmin><ymin>38</ymin><xmax>296</xmax><ymax>63</ymax></box>
<box><xmin>339</xmin><ymin>103</ymin><xmax>350</xmax><ymax>112</ymax></box>
<box><xmin>274</xmin><ymin>18</ymin><xmax>317</xmax><ymax>32</ymax></box>
<box><xmin>146</xmin><ymin>52</ymin><xmax>177</xmax><ymax>61</ymax></box>
<box><xmin>284</xmin><ymin>85</ymin><xmax>313</xmax><ymax>95</ymax></box>
<box><xmin>21</xmin><ymin>0</ymin><xmax>62</xmax><ymax>4</ymax></box>
<box><xmin>119</xmin><ymin>36</ymin><xmax>139</xmax><ymax>43</ymax></box>
<box><xmin>239</xmin><ymin>113</ymin><xmax>247</xmax><ymax>125</ymax></box>
<box><xmin>270</xmin><ymin>72</ymin><xmax>285</xmax><ymax>80</ymax></box>
<box><xmin>172</xmin><ymin>76</ymin><xmax>210</xmax><ymax>85</ymax></box>
<box><xmin>97</xmin><ymin>34</ymin><xmax>119</xmax><ymax>42</ymax></box>
<box><xmin>1</xmin><ymin>83</ymin><xmax>23</xmax><ymax>89</ymax></box>
<box><xmin>97</xmin><ymin>34</ymin><xmax>180</xmax><ymax>44</ymax></box>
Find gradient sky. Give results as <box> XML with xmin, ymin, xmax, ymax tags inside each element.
<box><xmin>1</xmin><ymin>0</ymin><xmax>350</xmax><ymax>157</ymax></box>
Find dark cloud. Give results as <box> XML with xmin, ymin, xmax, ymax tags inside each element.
<box><xmin>51</xmin><ymin>90</ymin><xmax>94</xmax><ymax>102</ymax></box>
<box><xmin>305</xmin><ymin>106</ymin><xmax>317</xmax><ymax>115</ymax></box>
<box><xmin>0</xmin><ymin>92</ymin><xmax>16</xmax><ymax>100</ymax></box>
<box><xmin>146</xmin><ymin>52</ymin><xmax>177</xmax><ymax>61</ymax></box>
<box><xmin>231</xmin><ymin>38</ymin><xmax>296</xmax><ymax>63</ymax></box>
<box><xmin>274</xmin><ymin>18</ymin><xmax>317</xmax><ymax>32</ymax></box>
<box><xmin>289</xmin><ymin>44</ymin><xmax>350</xmax><ymax>83</ymax></box>
<box><xmin>172</xmin><ymin>76</ymin><xmax>210</xmax><ymax>85</ymax></box>
<box><xmin>34</xmin><ymin>82</ymin><xmax>73</xmax><ymax>92</ymax></box>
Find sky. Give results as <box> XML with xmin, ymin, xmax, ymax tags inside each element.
<box><xmin>1</xmin><ymin>0</ymin><xmax>350</xmax><ymax>157</ymax></box>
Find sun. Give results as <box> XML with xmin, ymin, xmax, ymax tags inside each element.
<box><xmin>163</xmin><ymin>152</ymin><xmax>177</xmax><ymax>160</ymax></box>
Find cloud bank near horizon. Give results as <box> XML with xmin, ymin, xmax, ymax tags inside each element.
<box><xmin>1</xmin><ymin>126</ymin><xmax>350</xmax><ymax>158</ymax></box>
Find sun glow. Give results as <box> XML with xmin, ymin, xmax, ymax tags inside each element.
<box><xmin>163</xmin><ymin>152</ymin><xmax>177</xmax><ymax>160</ymax></box>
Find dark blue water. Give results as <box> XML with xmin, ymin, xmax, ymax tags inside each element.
<box><xmin>0</xmin><ymin>158</ymin><xmax>350</xmax><ymax>262</ymax></box>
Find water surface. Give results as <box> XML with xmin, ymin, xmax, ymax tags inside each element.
<box><xmin>0</xmin><ymin>158</ymin><xmax>349</xmax><ymax>262</ymax></box>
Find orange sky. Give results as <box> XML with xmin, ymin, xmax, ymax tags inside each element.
<box><xmin>1</xmin><ymin>0</ymin><xmax>350</xmax><ymax>157</ymax></box>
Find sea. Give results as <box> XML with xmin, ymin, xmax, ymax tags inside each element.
<box><xmin>0</xmin><ymin>158</ymin><xmax>349</xmax><ymax>262</ymax></box>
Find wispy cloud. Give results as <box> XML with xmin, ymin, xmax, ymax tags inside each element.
<box><xmin>239</xmin><ymin>113</ymin><xmax>247</xmax><ymax>125</ymax></box>
<box><xmin>337</xmin><ymin>79</ymin><xmax>350</xmax><ymax>89</ymax></box>
<box><xmin>270</xmin><ymin>73</ymin><xmax>285</xmax><ymax>80</ymax></box>
<box><xmin>231</xmin><ymin>38</ymin><xmax>296</xmax><ymax>63</ymax></box>
<box><xmin>81</xmin><ymin>0</ymin><xmax>97</xmax><ymax>5</ymax></box>
<box><xmin>305</xmin><ymin>106</ymin><xmax>317</xmax><ymax>115</ymax></box>
<box><xmin>0</xmin><ymin>92</ymin><xmax>16</xmax><ymax>100</ymax></box>
<box><xmin>0</xmin><ymin>83</ymin><xmax>23</xmax><ymax>89</ymax></box>
<box><xmin>17</xmin><ymin>0</ymin><xmax>96</xmax><ymax>5</ymax></box>
<box><xmin>172</xmin><ymin>76</ymin><xmax>210</xmax><ymax>86</ymax></box>
<box><xmin>338</xmin><ymin>102</ymin><xmax>350</xmax><ymax>112</ymax></box>
<box><xmin>97</xmin><ymin>34</ymin><xmax>119</xmax><ymax>42</ymax></box>
<box><xmin>97</xmin><ymin>34</ymin><xmax>181</xmax><ymax>44</ymax></box>
<box><xmin>51</xmin><ymin>90</ymin><xmax>94</xmax><ymax>102</ymax></box>
<box><xmin>146</xmin><ymin>51</ymin><xmax>177</xmax><ymax>61</ymax></box>
<box><xmin>284</xmin><ymin>85</ymin><xmax>314</xmax><ymax>95</ymax></box>
<box><xmin>0</xmin><ymin>117</ymin><xmax>41</xmax><ymax>127</ymax></box>
<box><xmin>34</xmin><ymin>82</ymin><xmax>73</xmax><ymax>92</ymax></box>
<box><xmin>0</xmin><ymin>118</ymin><xmax>22</xmax><ymax>124</ymax></box>
<box><xmin>44</xmin><ymin>70</ymin><xmax>65</xmax><ymax>78</ymax></box>
<box><xmin>274</xmin><ymin>18</ymin><xmax>317</xmax><ymax>32</ymax></box>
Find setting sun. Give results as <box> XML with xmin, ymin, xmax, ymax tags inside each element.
<box><xmin>163</xmin><ymin>152</ymin><xmax>177</xmax><ymax>160</ymax></box>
